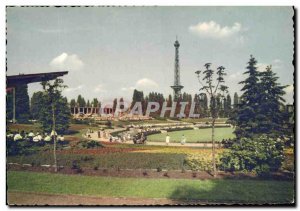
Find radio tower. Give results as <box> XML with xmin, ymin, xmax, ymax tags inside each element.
<box><xmin>171</xmin><ymin>38</ymin><xmax>184</xmax><ymax>100</ymax></box>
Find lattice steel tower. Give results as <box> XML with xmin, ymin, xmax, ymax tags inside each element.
<box><xmin>171</xmin><ymin>38</ymin><xmax>184</xmax><ymax>100</ymax></box>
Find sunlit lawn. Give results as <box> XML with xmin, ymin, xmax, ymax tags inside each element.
<box><xmin>7</xmin><ymin>171</ymin><xmax>294</xmax><ymax>203</ymax></box>
<box><xmin>147</xmin><ymin>127</ymin><xmax>235</xmax><ymax>143</ymax></box>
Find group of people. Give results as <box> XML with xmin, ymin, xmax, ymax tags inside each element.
<box><xmin>165</xmin><ymin>134</ymin><xmax>186</xmax><ymax>145</ymax></box>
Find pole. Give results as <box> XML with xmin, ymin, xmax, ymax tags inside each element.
<box><xmin>52</xmin><ymin>104</ymin><xmax>57</xmax><ymax>172</ymax></box>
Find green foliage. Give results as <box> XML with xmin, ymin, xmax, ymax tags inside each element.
<box><xmin>76</xmin><ymin>94</ymin><xmax>86</xmax><ymax>107</ymax></box>
<box><xmin>30</xmin><ymin>91</ymin><xmax>44</xmax><ymax>120</ymax></box>
<box><xmin>76</xmin><ymin>140</ymin><xmax>103</xmax><ymax>149</ymax></box>
<box><xmin>7</xmin><ymin>139</ymin><xmax>33</xmax><ymax>156</ymax></box>
<box><xmin>38</xmin><ymin>79</ymin><xmax>71</xmax><ymax>134</ymax></box>
<box><xmin>233</xmin><ymin>92</ymin><xmax>239</xmax><ymax>109</ymax></box>
<box><xmin>6</xmin><ymin>91</ymin><xmax>13</xmax><ymax>121</ymax></box>
<box><xmin>92</xmin><ymin>98</ymin><xmax>100</xmax><ymax>107</ymax></box>
<box><xmin>220</xmin><ymin>135</ymin><xmax>285</xmax><ymax>175</ymax></box>
<box><xmin>70</xmin><ymin>99</ymin><xmax>76</xmax><ymax>107</ymax></box>
<box><xmin>37</xmin><ymin>94</ymin><xmax>71</xmax><ymax>134</ymax></box>
<box><xmin>184</xmin><ymin>153</ymin><xmax>221</xmax><ymax>171</ymax></box>
<box><xmin>16</xmin><ymin>85</ymin><xmax>30</xmax><ymax>123</ymax></box>
<box><xmin>234</xmin><ymin>56</ymin><xmax>287</xmax><ymax>139</ymax></box>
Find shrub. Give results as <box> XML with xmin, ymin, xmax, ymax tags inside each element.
<box><xmin>76</xmin><ymin>140</ymin><xmax>103</xmax><ymax>149</ymax></box>
<box><xmin>71</xmin><ymin>160</ymin><xmax>83</xmax><ymax>173</ymax></box>
<box><xmin>221</xmin><ymin>138</ymin><xmax>234</xmax><ymax>148</ymax></box>
<box><xmin>184</xmin><ymin>152</ymin><xmax>221</xmax><ymax>172</ymax></box>
<box><xmin>166</xmin><ymin>127</ymin><xmax>194</xmax><ymax>132</ymax></box>
<box><xmin>81</xmin><ymin>155</ymin><xmax>94</xmax><ymax>162</ymax></box>
<box><xmin>157</xmin><ymin>166</ymin><xmax>162</xmax><ymax>172</ymax></box>
<box><xmin>220</xmin><ymin>135</ymin><xmax>285</xmax><ymax>175</ymax></box>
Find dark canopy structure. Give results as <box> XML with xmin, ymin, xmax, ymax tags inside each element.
<box><xmin>6</xmin><ymin>71</ymin><xmax>68</xmax><ymax>123</ymax></box>
<box><xmin>7</xmin><ymin>71</ymin><xmax>68</xmax><ymax>87</ymax></box>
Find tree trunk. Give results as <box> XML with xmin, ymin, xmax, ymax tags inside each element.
<box><xmin>52</xmin><ymin>104</ymin><xmax>57</xmax><ymax>172</ymax></box>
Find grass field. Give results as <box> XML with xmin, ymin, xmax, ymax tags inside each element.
<box><xmin>7</xmin><ymin>171</ymin><xmax>294</xmax><ymax>203</ymax></box>
<box><xmin>147</xmin><ymin>127</ymin><xmax>235</xmax><ymax>143</ymax></box>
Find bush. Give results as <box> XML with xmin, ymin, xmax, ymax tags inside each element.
<box><xmin>71</xmin><ymin>160</ymin><xmax>83</xmax><ymax>173</ymax></box>
<box><xmin>184</xmin><ymin>153</ymin><xmax>221</xmax><ymax>172</ymax></box>
<box><xmin>220</xmin><ymin>135</ymin><xmax>285</xmax><ymax>175</ymax></box>
<box><xmin>6</xmin><ymin>138</ymin><xmax>38</xmax><ymax>156</ymax></box>
<box><xmin>221</xmin><ymin>138</ymin><xmax>234</xmax><ymax>148</ymax></box>
<box><xmin>166</xmin><ymin>127</ymin><xmax>194</xmax><ymax>132</ymax></box>
<box><xmin>76</xmin><ymin>140</ymin><xmax>103</xmax><ymax>149</ymax></box>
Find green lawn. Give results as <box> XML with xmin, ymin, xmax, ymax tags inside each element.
<box><xmin>147</xmin><ymin>127</ymin><xmax>235</xmax><ymax>143</ymax></box>
<box><xmin>7</xmin><ymin>171</ymin><xmax>294</xmax><ymax>203</ymax></box>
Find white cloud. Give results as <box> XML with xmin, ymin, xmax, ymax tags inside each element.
<box><xmin>64</xmin><ymin>85</ymin><xmax>84</xmax><ymax>93</ymax></box>
<box><xmin>284</xmin><ymin>84</ymin><xmax>294</xmax><ymax>94</ymax></box>
<box><xmin>257</xmin><ymin>63</ymin><xmax>270</xmax><ymax>72</ymax></box>
<box><xmin>273</xmin><ymin>59</ymin><xmax>282</xmax><ymax>64</ymax></box>
<box><xmin>94</xmin><ymin>84</ymin><xmax>107</xmax><ymax>93</ymax></box>
<box><xmin>257</xmin><ymin>60</ymin><xmax>283</xmax><ymax>72</ymax></box>
<box><xmin>50</xmin><ymin>52</ymin><xmax>84</xmax><ymax>71</ymax></box>
<box><xmin>228</xmin><ymin>72</ymin><xmax>242</xmax><ymax>79</ymax></box>
<box><xmin>121</xmin><ymin>78</ymin><xmax>159</xmax><ymax>92</ymax></box>
<box><xmin>136</xmin><ymin>78</ymin><xmax>159</xmax><ymax>89</ymax></box>
<box><xmin>189</xmin><ymin>21</ymin><xmax>243</xmax><ymax>39</ymax></box>
<box><xmin>121</xmin><ymin>87</ymin><xmax>135</xmax><ymax>92</ymax></box>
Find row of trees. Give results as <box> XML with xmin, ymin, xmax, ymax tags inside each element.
<box><xmin>129</xmin><ymin>89</ymin><xmax>240</xmax><ymax>118</ymax></box>
<box><xmin>69</xmin><ymin>95</ymin><xmax>100</xmax><ymax>108</ymax></box>
<box><xmin>6</xmin><ymin>83</ymin><xmax>240</xmax><ymax>123</ymax></box>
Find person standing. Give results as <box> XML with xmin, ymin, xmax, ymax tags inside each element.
<box><xmin>166</xmin><ymin>134</ymin><xmax>170</xmax><ymax>145</ymax></box>
<box><xmin>181</xmin><ymin>134</ymin><xmax>186</xmax><ymax>145</ymax></box>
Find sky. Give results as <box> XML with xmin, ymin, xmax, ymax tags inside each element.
<box><xmin>6</xmin><ymin>6</ymin><xmax>294</xmax><ymax>104</ymax></box>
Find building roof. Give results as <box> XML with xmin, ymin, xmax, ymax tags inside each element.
<box><xmin>6</xmin><ymin>71</ymin><xmax>68</xmax><ymax>87</ymax></box>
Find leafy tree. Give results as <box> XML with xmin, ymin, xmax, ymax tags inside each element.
<box><xmin>6</xmin><ymin>90</ymin><xmax>13</xmax><ymax>121</ymax></box>
<box><xmin>87</xmin><ymin>100</ymin><xmax>91</xmax><ymax>107</ymax></box>
<box><xmin>15</xmin><ymin>84</ymin><xmax>30</xmax><ymax>123</ymax></box>
<box><xmin>92</xmin><ymin>98</ymin><xmax>99</xmax><ymax>107</ymax></box>
<box><xmin>225</xmin><ymin>94</ymin><xmax>232</xmax><ymax>117</ymax></box>
<box><xmin>112</xmin><ymin>98</ymin><xmax>118</xmax><ymax>113</ymax></box>
<box><xmin>30</xmin><ymin>91</ymin><xmax>44</xmax><ymax>120</ymax></box>
<box><xmin>193</xmin><ymin>94</ymin><xmax>201</xmax><ymax>117</ymax></box>
<box><xmin>233</xmin><ymin>92</ymin><xmax>239</xmax><ymax>109</ymax></box>
<box><xmin>41</xmin><ymin>78</ymin><xmax>70</xmax><ymax>172</ymax></box>
<box><xmin>195</xmin><ymin>63</ymin><xmax>228</xmax><ymax>177</ymax></box>
<box><xmin>131</xmin><ymin>89</ymin><xmax>144</xmax><ymax>109</ymax></box>
<box><xmin>37</xmin><ymin>94</ymin><xmax>70</xmax><ymax>134</ymax></box>
<box><xmin>77</xmin><ymin>95</ymin><xmax>86</xmax><ymax>107</ymax></box>
<box><xmin>70</xmin><ymin>99</ymin><xmax>76</xmax><ymax>107</ymax></box>
<box><xmin>119</xmin><ymin>97</ymin><xmax>124</xmax><ymax>110</ymax></box>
